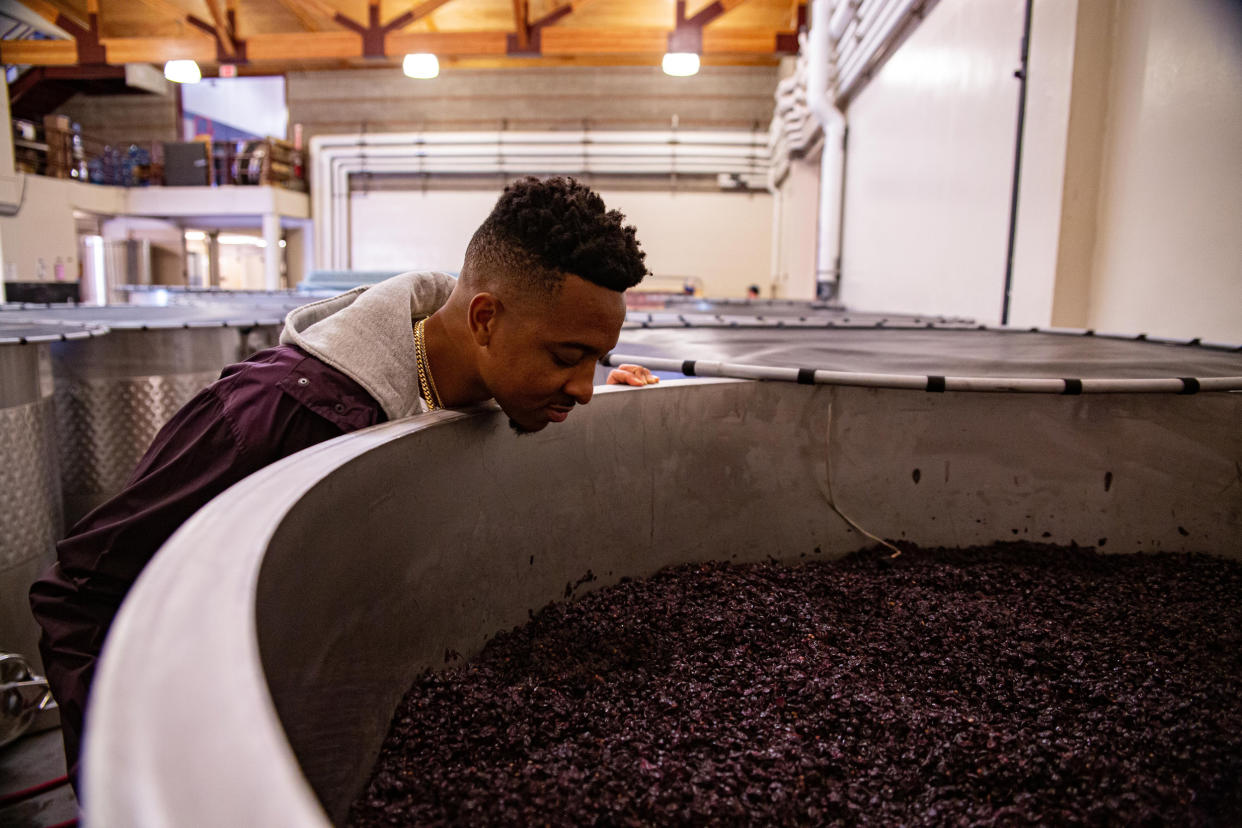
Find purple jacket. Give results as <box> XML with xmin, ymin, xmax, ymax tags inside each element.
<box><xmin>28</xmin><ymin>344</ymin><xmax>387</xmax><ymax>781</ymax></box>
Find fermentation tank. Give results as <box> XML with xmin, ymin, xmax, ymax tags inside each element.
<box><xmin>0</xmin><ymin>321</ymin><xmax>105</xmax><ymax>671</ymax></box>
<box><xmin>0</xmin><ymin>305</ymin><xmax>286</xmax><ymax>525</ymax></box>
<box><xmin>84</xmin><ymin>321</ymin><xmax>1242</xmax><ymax>827</ymax></box>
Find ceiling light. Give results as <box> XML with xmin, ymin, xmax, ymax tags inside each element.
<box><xmin>183</xmin><ymin>230</ymin><xmax>206</xmax><ymax>241</ymax></box>
<box><xmin>403</xmin><ymin>53</ymin><xmax>440</xmax><ymax>79</ymax></box>
<box><xmin>662</xmin><ymin>52</ymin><xmax>700</xmax><ymax>77</ymax></box>
<box><xmin>164</xmin><ymin>60</ymin><xmax>202</xmax><ymax>84</ymax></box>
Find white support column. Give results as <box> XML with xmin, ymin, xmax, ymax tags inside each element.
<box><xmin>262</xmin><ymin>212</ymin><xmax>282</xmax><ymax>290</ymax></box>
<box><xmin>207</xmin><ymin>230</ymin><xmax>221</xmax><ymax>287</ymax></box>
<box><xmin>300</xmin><ymin>218</ymin><xmax>315</xmax><ymax>285</ymax></box>
<box><xmin>0</xmin><ymin>78</ymin><xmax>15</xmax><ymax>303</ymax></box>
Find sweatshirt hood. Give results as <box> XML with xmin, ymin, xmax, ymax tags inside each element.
<box><xmin>280</xmin><ymin>270</ymin><xmax>457</xmax><ymax>420</ymax></box>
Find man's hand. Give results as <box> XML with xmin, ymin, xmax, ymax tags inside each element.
<box><xmin>606</xmin><ymin>364</ymin><xmax>660</xmax><ymax>386</ymax></box>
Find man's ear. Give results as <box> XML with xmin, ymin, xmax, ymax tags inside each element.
<box><xmin>467</xmin><ymin>292</ymin><xmax>502</xmax><ymax>347</ymax></box>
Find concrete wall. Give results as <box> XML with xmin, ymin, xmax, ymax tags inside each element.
<box><xmin>53</xmin><ymin>91</ymin><xmax>179</xmax><ymax>147</ymax></box>
<box><xmin>349</xmin><ymin>185</ymin><xmax>773</xmax><ymax>298</ymax></box>
<box><xmin>288</xmin><ymin>66</ymin><xmax>779</xmax><ymax>143</ymax></box>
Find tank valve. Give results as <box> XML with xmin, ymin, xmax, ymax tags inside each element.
<box><xmin>0</xmin><ymin>652</ymin><xmax>54</xmax><ymax>747</ymax></box>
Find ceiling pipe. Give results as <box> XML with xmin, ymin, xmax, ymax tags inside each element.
<box><xmin>837</xmin><ymin>0</ymin><xmax>922</xmax><ymax>100</ymax></box>
<box><xmin>311</xmin><ymin>130</ymin><xmax>772</xmax><ymax>270</ymax></box>
<box><xmin>806</xmin><ymin>0</ymin><xmax>849</xmax><ymax>301</ymax></box>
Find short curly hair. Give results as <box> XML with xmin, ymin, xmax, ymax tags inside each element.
<box><xmin>463</xmin><ymin>176</ymin><xmax>649</xmax><ymax>294</ymax></box>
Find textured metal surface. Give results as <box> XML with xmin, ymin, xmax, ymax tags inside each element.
<box><xmin>1</xmin><ymin>337</ymin><xmax>61</xmax><ymax>672</ymax></box>
<box><xmin>0</xmin><ymin>338</ymin><xmax>46</xmax><ymax>409</ymax></box>
<box><xmin>242</xmin><ymin>323</ymin><xmax>285</xmax><ymax>360</ymax></box>
<box><xmin>55</xmin><ymin>372</ymin><xmax>221</xmax><ymax>523</ymax></box>
<box><xmin>0</xmin><ymin>398</ymin><xmax>62</xmax><ymax>572</ymax></box>
<box><xmin>1</xmin><ymin>304</ymin><xmax>285</xmax><ymax>329</ymax></box>
<box><xmin>86</xmin><ymin>380</ymin><xmax>1242</xmax><ymax>827</ymax></box>
<box><xmin>45</xmin><ymin>326</ymin><xmax>249</xmax><ymax>525</ymax></box>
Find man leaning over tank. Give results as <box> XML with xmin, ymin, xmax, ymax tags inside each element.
<box><xmin>29</xmin><ymin>176</ymin><xmax>660</xmax><ymax>785</ymax></box>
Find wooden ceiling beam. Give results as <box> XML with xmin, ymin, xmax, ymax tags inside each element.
<box><xmin>95</xmin><ymin>35</ymin><xmax>216</xmax><ymax>65</ymax></box>
<box><xmin>271</xmin><ymin>0</ymin><xmax>323</xmax><ymax>32</ymax></box>
<box><xmin>505</xmin><ymin>0</ymin><xmax>594</xmax><ymax>56</ymax></box>
<box><xmin>0</xmin><ymin>26</ymin><xmax>796</xmax><ymax>66</ymax></box>
<box><xmin>687</xmin><ymin>0</ymin><xmax>755</xmax><ymax>28</ymax></box>
<box><xmin>409</xmin><ymin>0</ymin><xmax>457</xmax><ymax>23</ymax></box>
<box><xmin>511</xmin><ymin>0</ymin><xmax>530</xmax><ymax>51</ymax></box>
<box><xmin>0</xmin><ymin>36</ymin><xmax>77</xmax><ymax>65</ymax></box>
<box><xmin>789</xmin><ymin>0</ymin><xmax>807</xmax><ymax>30</ymax></box>
<box><xmin>530</xmin><ymin>0</ymin><xmax>596</xmax><ymax>30</ymax></box>
<box><xmin>202</xmin><ymin>0</ymin><xmax>238</xmax><ymax>57</ymax></box>
<box><xmin>12</xmin><ymin>0</ymin><xmax>87</xmax><ymax>31</ymax></box>
<box><xmin>126</xmin><ymin>0</ymin><xmax>193</xmax><ymax>29</ymax></box>
<box><xmin>386</xmin><ymin>30</ymin><xmax>508</xmax><ymax>57</ymax></box>
<box><xmin>541</xmin><ymin>27</ymin><xmax>666</xmax><ymax>55</ymax></box>
<box><xmin>247</xmin><ymin>31</ymin><xmax>364</xmax><ymax>61</ymax></box>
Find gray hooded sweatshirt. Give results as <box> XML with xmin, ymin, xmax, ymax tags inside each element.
<box><xmin>280</xmin><ymin>270</ymin><xmax>457</xmax><ymax>420</ymax></box>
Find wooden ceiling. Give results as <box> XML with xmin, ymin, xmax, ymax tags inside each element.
<box><xmin>3</xmin><ymin>0</ymin><xmax>805</xmax><ymax>73</ymax></box>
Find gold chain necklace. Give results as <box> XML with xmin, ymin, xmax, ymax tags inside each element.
<box><xmin>414</xmin><ymin>317</ymin><xmax>444</xmax><ymax>410</ymax></box>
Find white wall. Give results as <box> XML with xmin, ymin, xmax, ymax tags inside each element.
<box><xmin>771</xmin><ymin>155</ymin><xmax>821</xmax><ymax>299</ymax></box>
<box><xmin>349</xmin><ymin>189</ymin><xmax>491</xmax><ymax>274</ymax></box>
<box><xmin>1084</xmin><ymin>0</ymin><xmax>1242</xmax><ymax>342</ymax></box>
<box><xmin>829</xmin><ymin>0</ymin><xmax>1242</xmax><ymax>339</ymax></box>
<box><xmin>349</xmin><ymin>187</ymin><xmax>773</xmax><ymax>298</ymax></box>
<box><xmin>1006</xmin><ymin>0</ymin><xmax>1079</xmax><ymax>329</ymax></box>
<box><xmin>839</xmin><ymin>0</ymin><xmax>1025</xmax><ymax>323</ymax></box>
<box><xmin>0</xmin><ymin>176</ymin><xmax>125</xmax><ymax>284</ymax></box>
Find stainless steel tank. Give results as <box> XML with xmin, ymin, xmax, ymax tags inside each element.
<box><xmin>0</xmin><ymin>322</ymin><xmax>105</xmax><ymax>671</ymax></box>
<box><xmin>0</xmin><ymin>306</ymin><xmax>286</xmax><ymax>525</ymax></box>
<box><xmin>84</xmin><ymin>370</ymin><xmax>1242</xmax><ymax>826</ymax></box>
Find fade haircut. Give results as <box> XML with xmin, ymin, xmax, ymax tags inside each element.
<box><xmin>462</xmin><ymin>176</ymin><xmax>649</xmax><ymax>295</ymax></box>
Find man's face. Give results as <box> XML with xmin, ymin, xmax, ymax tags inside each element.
<box><xmin>477</xmin><ymin>274</ymin><xmax>627</xmax><ymax>433</ymax></box>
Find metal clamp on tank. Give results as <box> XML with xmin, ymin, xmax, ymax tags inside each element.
<box><xmin>0</xmin><ymin>652</ymin><xmax>54</xmax><ymax>748</ymax></box>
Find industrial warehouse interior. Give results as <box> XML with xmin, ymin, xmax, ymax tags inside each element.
<box><xmin>0</xmin><ymin>0</ymin><xmax>1239</xmax><ymax>825</ymax></box>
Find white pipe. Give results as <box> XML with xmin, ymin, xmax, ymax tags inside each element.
<box><xmin>312</xmin><ymin>130</ymin><xmax>774</xmax><ymax>270</ymax></box>
<box><xmin>769</xmin><ymin>178</ymin><xmax>783</xmax><ymax>293</ymax></box>
<box><xmin>829</xmin><ymin>0</ymin><xmax>860</xmax><ymax>40</ymax></box>
<box><xmin>838</xmin><ymin>0</ymin><xmax>921</xmax><ymax>99</ymax></box>
<box><xmin>805</xmin><ymin>0</ymin><xmax>848</xmax><ymax>299</ymax></box>
<box><xmin>817</xmin><ymin>119</ymin><xmax>845</xmax><ymax>297</ymax></box>
<box><xmin>602</xmin><ymin>354</ymin><xmax>1242</xmax><ymax>395</ymax></box>
<box><xmin>805</xmin><ymin>0</ymin><xmax>833</xmax><ymax>133</ymax></box>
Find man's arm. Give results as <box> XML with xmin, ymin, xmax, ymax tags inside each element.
<box><xmin>28</xmin><ymin>366</ymin><xmax>346</xmax><ymax>782</ymax></box>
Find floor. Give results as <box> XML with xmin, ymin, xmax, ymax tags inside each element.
<box><xmin>0</xmin><ymin>723</ymin><xmax>79</xmax><ymax>828</ymax></box>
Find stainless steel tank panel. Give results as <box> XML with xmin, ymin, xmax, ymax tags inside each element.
<box><xmin>0</xmin><ymin>396</ymin><xmax>60</xmax><ymax>571</ymax></box>
<box><xmin>48</xmin><ymin>327</ymin><xmax>242</xmax><ymax>525</ymax></box>
<box><xmin>85</xmin><ymin>380</ymin><xmax>1242</xmax><ymax>827</ymax></box>
<box><xmin>2</xmin><ymin>304</ymin><xmax>288</xmax><ymax>362</ymax></box>
<box><xmin>116</xmin><ymin>285</ymin><xmax>331</xmax><ymax>309</ymax></box>
<box><xmin>0</xmin><ymin>306</ymin><xmax>289</xmax><ymax>521</ymax></box>
<box><xmin>0</xmin><ymin>324</ymin><xmax>87</xmax><ymax>671</ymax></box>
<box><xmin>0</xmin><ymin>304</ymin><xmax>286</xmax><ymax>329</ymax></box>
